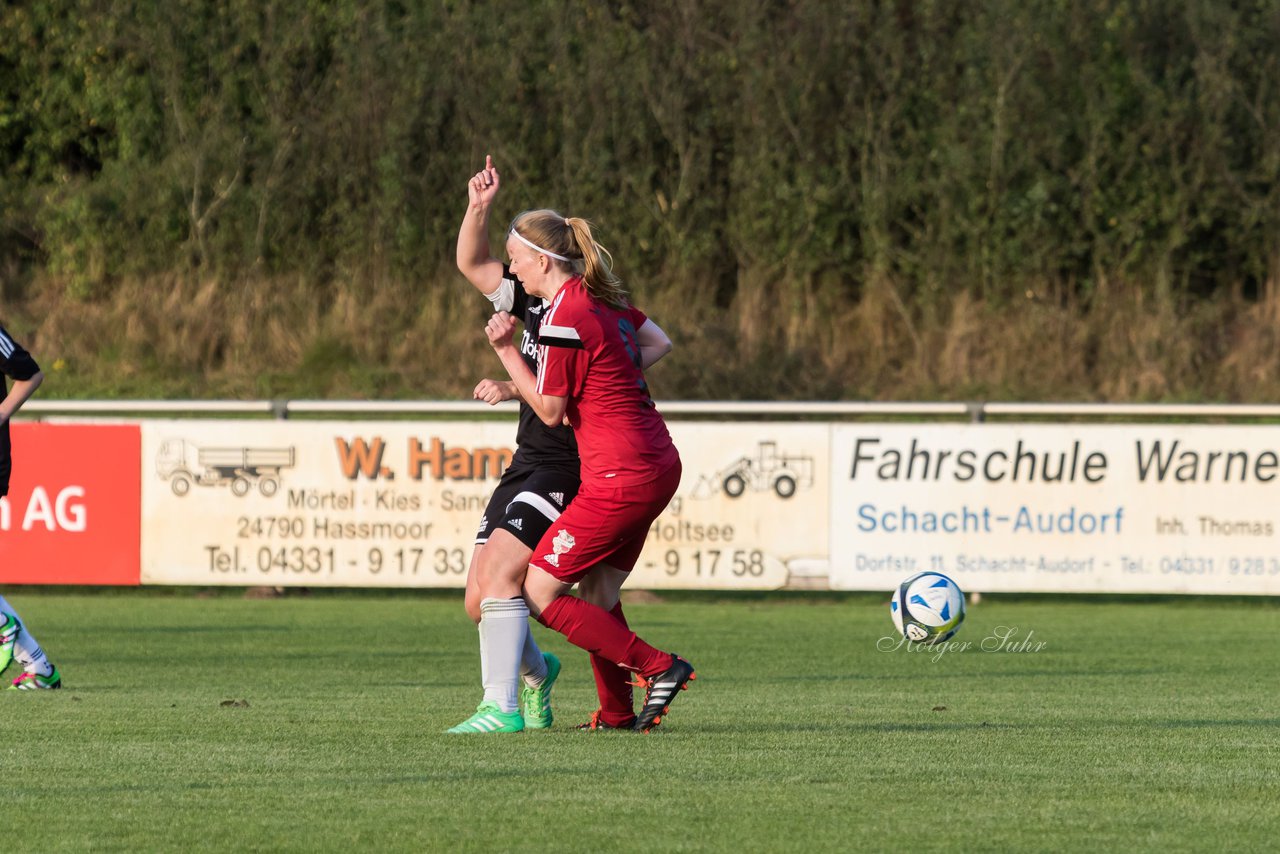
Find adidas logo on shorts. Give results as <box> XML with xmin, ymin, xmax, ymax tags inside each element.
<box><xmin>510</xmin><ymin>518</ymin><xmax>523</xmax><ymax>531</ymax></box>
<box><xmin>550</xmin><ymin>492</ymin><xmax>564</xmax><ymax>506</ymax></box>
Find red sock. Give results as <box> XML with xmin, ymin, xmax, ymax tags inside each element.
<box><xmin>539</xmin><ymin>596</ymin><xmax>671</xmax><ymax>678</ymax></box>
<box><xmin>592</xmin><ymin>602</ymin><xmax>636</xmax><ymax>727</ymax></box>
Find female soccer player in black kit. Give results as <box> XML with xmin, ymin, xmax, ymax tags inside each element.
<box><xmin>0</xmin><ymin>321</ymin><xmax>62</xmax><ymax>689</ymax></box>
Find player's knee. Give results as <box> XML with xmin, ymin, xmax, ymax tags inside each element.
<box><xmin>522</xmin><ymin>566</ymin><xmax>569</xmax><ymax>617</ymax></box>
<box><xmin>475</xmin><ymin>551</ymin><xmax>526</xmax><ymax>598</ymax></box>
<box><xmin>577</xmin><ymin>567</ymin><xmax>623</xmax><ymax>610</ymax></box>
<box><xmin>463</xmin><ymin>589</ymin><xmax>482</xmax><ymax>624</ymax></box>
<box><xmin>578</xmin><ymin>578</ymin><xmax>614</xmax><ymax>609</ymax></box>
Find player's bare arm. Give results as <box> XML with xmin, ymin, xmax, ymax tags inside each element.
<box><xmin>0</xmin><ymin>371</ymin><xmax>43</xmax><ymax>425</ymax></box>
<box><xmin>455</xmin><ymin>154</ymin><xmax>505</xmax><ymax>295</ymax></box>
<box><xmin>636</xmin><ymin>319</ymin><xmax>672</xmax><ymax>370</ymax></box>
<box><xmin>485</xmin><ymin>312</ymin><xmax>568</xmax><ymax>426</ymax></box>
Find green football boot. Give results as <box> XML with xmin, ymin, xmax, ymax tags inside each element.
<box><xmin>0</xmin><ymin>614</ymin><xmax>18</xmax><ymax>676</ymax></box>
<box><xmin>446</xmin><ymin>701</ymin><xmax>524</xmax><ymax>734</ymax></box>
<box><xmin>10</xmin><ymin>665</ymin><xmax>61</xmax><ymax>691</ymax></box>
<box><xmin>520</xmin><ymin>652</ymin><xmax>561</xmax><ymax>730</ymax></box>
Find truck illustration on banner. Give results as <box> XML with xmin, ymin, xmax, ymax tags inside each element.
<box><xmin>156</xmin><ymin>439</ymin><xmax>296</xmax><ymax>498</ymax></box>
<box><xmin>692</xmin><ymin>440</ymin><xmax>814</xmax><ymax>500</ymax></box>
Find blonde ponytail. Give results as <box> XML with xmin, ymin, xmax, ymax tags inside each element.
<box><xmin>510</xmin><ymin>210</ymin><xmax>630</xmax><ymax>309</ymax></box>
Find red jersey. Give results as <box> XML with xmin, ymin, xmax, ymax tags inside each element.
<box><xmin>535</xmin><ymin>277</ymin><xmax>679</xmax><ymax>487</ymax></box>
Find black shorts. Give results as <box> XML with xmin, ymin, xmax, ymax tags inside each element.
<box><xmin>475</xmin><ymin>463</ymin><xmax>580</xmax><ymax>551</ymax></box>
<box><xmin>0</xmin><ymin>421</ymin><xmax>11</xmax><ymax>498</ymax></box>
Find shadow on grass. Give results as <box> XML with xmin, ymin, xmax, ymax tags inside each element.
<box><xmin>773</xmin><ymin>668</ymin><xmax>1168</xmax><ymax>682</ymax></box>
<box><xmin>1140</xmin><ymin>718</ymin><xmax>1280</xmax><ymax>730</ymax></box>
<box><xmin>652</xmin><ymin>714</ymin><xmax>1280</xmax><ymax>736</ymax></box>
<box><xmin>114</xmin><ymin>625</ymin><xmax>297</xmax><ymax>634</ymax></box>
<box><xmin>684</xmin><ymin>720</ymin><xmax>1026</xmax><ymax>735</ymax></box>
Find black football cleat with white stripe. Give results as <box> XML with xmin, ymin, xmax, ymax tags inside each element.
<box><xmin>632</xmin><ymin>655</ymin><xmax>696</xmax><ymax>732</ymax></box>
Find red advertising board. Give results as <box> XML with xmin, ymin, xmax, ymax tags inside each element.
<box><xmin>0</xmin><ymin>423</ymin><xmax>141</xmax><ymax>585</ymax></box>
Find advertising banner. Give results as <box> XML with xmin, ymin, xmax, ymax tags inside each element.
<box><xmin>630</xmin><ymin>423</ymin><xmax>827</xmax><ymax>589</ymax></box>
<box><xmin>18</xmin><ymin>416</ymin><xmax>1279</xmax><ymax>595</ymax></box>
<box><xmin>830</xmin><ymin>424</ymin><xmax>1280</xmax><ymax>594</ymax></box>
<box><xmin>0</xmin><ymin>424</ymin><xmax>141</xmax><ymax>585</ymax></box>
<box><xmin>141</xmin><ymin>421</ymin><xmax>514</xmax><ymax>587</ymax></box>
<box><xmin>140</xmin><ymin>420</ymin><xmax>823</xmax><ymax>590</ymax></box>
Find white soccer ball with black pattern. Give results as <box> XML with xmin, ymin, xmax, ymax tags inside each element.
<box><xmin>889</xmin><ymin>571</ymin><xmax>966</xmax><ymax>644</ymax></box>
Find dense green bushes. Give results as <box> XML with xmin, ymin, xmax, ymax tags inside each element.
<box><xmin>2</xmin><ymin>1</ymin><xmax>1279</xmax><ymax>400</ymax></box>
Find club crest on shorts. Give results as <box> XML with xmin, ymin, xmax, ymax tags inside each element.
<box><xmin>543</xmin><ymin>529</ymin><xmax>576</xmax><ymax>567</ymax></box>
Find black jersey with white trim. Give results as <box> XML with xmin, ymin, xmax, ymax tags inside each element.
<box><xmin>0</xmin><ymin>322</ymin><xmax>40</xmax><ymax>497</ymax></box>
<box><xmin>0</xmin><ymin>323</ymin><xmax>40</xmax><ymax>383</ymax></box>
<box><xmin>486</xmin><ymin>266</ymin><xmax>579</xmax><ymax>472</ymax></box>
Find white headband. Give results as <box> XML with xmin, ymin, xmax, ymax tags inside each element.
<box><xmin>509</xmin><ymin>228</ymin><xmax>574</xmax><ymax>263</ymax></box>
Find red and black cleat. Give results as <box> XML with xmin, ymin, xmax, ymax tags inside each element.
<box><xmin>632</xmin><ymin>655</ymin><xmax>697</xmax><ymax>733</ymax></box>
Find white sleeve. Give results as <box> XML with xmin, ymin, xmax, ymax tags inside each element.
<box><xmin>485</xmin><ymin>278</ymin><xmax>516</xmax><ymax>313</ymax></box>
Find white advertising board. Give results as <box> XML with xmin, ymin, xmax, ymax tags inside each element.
<box><xmin>141</xmin><ymin>420</ymin><xmax>822</xmax><ymax>590</ymax></box>
<box><xmin>629</xmin><ymin>423</ymin><xmax>827</xmax><ymax>589</ymax></box>
<box><xmin>830</xmin><ymin>424</ymin><xmax>1280</xmax><ymax>594</ymax></box>
<box><xmin>142</xmin><ymin>421</ymin><xmax>514</xmax><ymax>587</ymax></box>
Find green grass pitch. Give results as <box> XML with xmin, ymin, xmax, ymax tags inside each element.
<box><xmin>3</xmin><ymin>590</ymin><xmax>1278</xmax><ymax>852</ymax></box>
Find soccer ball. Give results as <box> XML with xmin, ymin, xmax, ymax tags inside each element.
<box><xmin>889</xmin><ymin>571</ymin><xmax>966</xmax><ymax>644</ymax></box>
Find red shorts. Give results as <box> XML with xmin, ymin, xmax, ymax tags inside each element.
<box><xmin>530</xmin><ymin>461</ymin><xmax>682</xmax><ymax>584</ymax></box>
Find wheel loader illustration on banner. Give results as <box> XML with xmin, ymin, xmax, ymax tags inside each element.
<box><xmin>691</xmin><ymin>440</ymin><xmax>814</xmax><ymax>500</ymax></box>
<box><xmin>157</xmin><ymin>438</ymin><xmax>296</xmax><ymax>498</ymax></box>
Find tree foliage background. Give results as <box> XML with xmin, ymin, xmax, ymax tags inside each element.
<box><xmin>2</xmin><ymin>0</ymin><xmax>1279</xmax><ymax>401</ymax></box>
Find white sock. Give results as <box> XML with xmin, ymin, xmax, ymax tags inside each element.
<box><xmin>479</xmin><ymin>597</ymin><xmax>529</xmax><ymax>714</ymax></box>
<box><xmin>520</xmin><ymin>629</ymin><xmax>548</xmax><ymax>688</ymax></box>
<box><xmin>0</xmin><ymin>595</ymin><xmax>51</xmax><ymax>676</ymax></box>
<box><xmin>475</xmin><ymin>621</ymin><xmax>490</xmax><ymax>704</ymax></box>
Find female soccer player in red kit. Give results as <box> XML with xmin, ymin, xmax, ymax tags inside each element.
<box><xmin>485</xmin><ymin>211</ymin><xmax>695</xmax><ymax>732</ymax></box>
<box><xmin>448</xmin><ymin>157</ymin><xmax>673</xmax><ymax>734</ymax></box>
